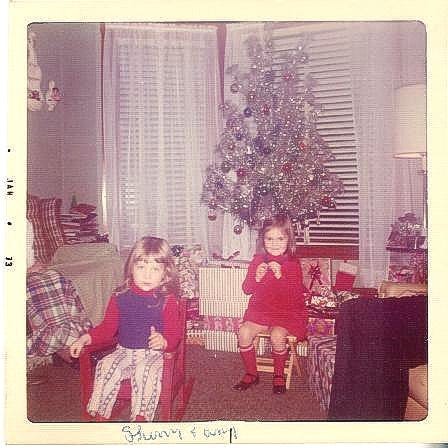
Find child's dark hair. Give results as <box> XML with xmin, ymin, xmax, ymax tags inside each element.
<box><xmin>118</xmin><ymin>236</ymin><xmax>180</xmax><ymax>296</ymax></box>
<box><xmin>259</xmin><ymin>214</ymin><xmax>296</xmax><ymax>256</ymax></box>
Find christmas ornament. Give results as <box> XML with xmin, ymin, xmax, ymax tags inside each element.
<box><xmin>243</xmin><ymin>107</ymin><xmax>253</xmax><ymax>117</ymax></box>
<box><xmin>245</xmin><ymin>154</ymin><xmax>256</xmax><ymax>169</ymax></box>
<box><xmin>233</xmin><ymin>224</ymin><xmax>243</xmax><ymax>234</ymax></box>
<box><xmin>236</xmin><ymin>167</ymin><xmax>247</xmax><ymax>179</ymax></box>
<box><xmin>171</xmin><ymin>245</ymin><xmax>184</xmax><ymax>257</ymax></box>
<box><xmin>247</xmin><ymin>91</ymin><xmax>256</xmax><ymax>102</ymax></box>
<box><xmin>264</xmin><ymin>70</ymin><xmax>274</xmax><ymax>84</ymax></box>
<box><xmin>262</xmin><ymin>145</ymin><xmax>272</xmax><ymax>155</ymax></box>
<box><xmin>262</xmin><ymin>104</ymin><xmax>270</xmax><ymax>115</ymax></box>
<box><xmin>230</xmin><ymin>82</ymin><xmax>240</xmax><ymax>93</ymax></box>
<box><xmin>221</xmin><ymin>161</ymin><xmax>232</xmax><ymax>173</ymax></box>
<box><xmin>208</xmin><ymin>210</ymin><xmax>217</xmax><ymax>221</ymax></box>
<box><xmin>255</xmin><ymin>183</ymin><xmax>270</xmax><ymax>196</ymax></box>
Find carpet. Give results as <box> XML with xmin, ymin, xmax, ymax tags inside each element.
<box><xmin>27</xmin><ymin>345</ymin><xmax>326</xmax><ymax>422</ymax></box>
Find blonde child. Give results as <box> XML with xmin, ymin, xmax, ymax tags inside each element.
<box><xmin>70</xmin><ymin>236</ymin><xmax>182</xmax><ymax>421</ymax></box>
<box><xmin>233</xmin><ymin>214</ymin><xmax>307</xmax><ymax>394</ymax></box>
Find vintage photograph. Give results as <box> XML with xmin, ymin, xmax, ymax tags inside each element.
<box><xmin>24</xmin><ymin>20</ymin><xmax>429</xmax><ymax>426</ymax></box>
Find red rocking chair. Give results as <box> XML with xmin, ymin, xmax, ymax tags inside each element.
<box><xmin>79</xmin><ymin>297</ymin><xmax>193</xmax><ymax>421</ymax></box>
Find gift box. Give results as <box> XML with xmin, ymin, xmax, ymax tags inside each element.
<box><xmin>203</xmin><ymin>329</ymin><xmax>240</xmax><ymax>352</ymax></box>
<box><xmin>333</xmin><ymin>261</ymin><xmax>358</xmax><ymax>291</ymax></box>
<box><xmin>307</xmin><ymin>317</ymin><xmax>336</xmax><ymax>337</ymax></box>
<box><xmin>307</xmin><ymin>335</ymin><xmax>337</xmax><ymax>413</ymax></box>
<box><xmin>186</xmin><ymin>328</ymin><xmax>205</xmax><ymax>346</ymax></box>
<box><xmin>174</xmin><ymin>244</ymin><xmax>205</xmax><ymax>298</ymax></box>
<box><xmin>186</xmin><ymin>297</ymin><xmax>200</xmax><ymax>321</ymax></box>
<box><xmin>388</xmin><ymin>264</ymin><xmax>415</xmax><ymax>283</ymax></box>
<box><xmin>199</xmin><ymin>265</ymin><xmax>250</xmax><ymax>317</ymax></box>
<box><xmin>203</xmin><ymin>315</ymin><xmax>242</xmax><ymax>332</ymax></box>
<box><xmin>199</xmin><ymin>299</ymin><xmax>249</xmax><ymax>318</ymax></box>
<box><xmin>300</xmin><ymin>258</ymin><xmax>331</xmax><ymax>294</ymax></box>
<box><xmin>199</xmin><ymin>265</ymin><xmax>249</xmax><ymax>301</ymax></box>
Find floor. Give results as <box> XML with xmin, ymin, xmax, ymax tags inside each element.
<box><xmin>27</xmin><ymin>345</ymin><xmax>326</xmax><ymax>422</ymax></box>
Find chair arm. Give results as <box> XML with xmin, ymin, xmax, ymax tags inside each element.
<box><xmin>78</xmin><ymin>337</ymin><xmax>119</xmax><ymax>415</ymax></box>
<box><xmin>80</xmin><ymin>338</ymin><xmax>119</xmax><ymax>356</ymax></box>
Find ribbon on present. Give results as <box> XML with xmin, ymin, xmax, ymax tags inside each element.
<box><xmin>212</xmin><ymin>251</ymin><xmax>241</xmax><ymax>262</ymax></box>
<box><xmin>308</xmin><ymin>262</ymin><xmax>322</xmax><ymax>291</ymax></box>
<box><xmin>212</xmin><ymin>251</ymin><xmax>241</xmax><ymax>268</ymax></box>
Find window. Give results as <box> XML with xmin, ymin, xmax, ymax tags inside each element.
<box><xmin>103</xmin><ymin>25</ymin><xmax>220</xmax><ymax>251</ymax></box>
<box><xmin>270</xmin><ymin>23</ymin><xmax>359</xmax><ymax>246</ymax></box>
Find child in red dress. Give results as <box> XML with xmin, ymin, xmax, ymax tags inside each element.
<box><xmin>233</xmin><ymin>214</ymin><xmax>307</xmax><ymax>394</ymax></box>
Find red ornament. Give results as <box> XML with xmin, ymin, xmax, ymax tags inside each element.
<box><xmin>247</xmin><ymin>91</ymin><xmax>256</xmax><ymax>102</ymax></box>
<box><xmin>236</xmin><ymin>167</ymin><xmax>247</xmax><ymax>178</ymax></box>
<box><xmin>321</xmin><ymin>195</ymin><xmax>335</xmax><ymax>208</ymax></box>
<box><xmin>299</xmin><ymin>142</ymin><xmax>308</xmax><ymax>151</ymax></box>
<box><xmin>282</xmin><ymin>162</ymin><xmax>292</xmax><ymax>173</ymax></box>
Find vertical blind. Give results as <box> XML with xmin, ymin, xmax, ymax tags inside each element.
<box><xmin>270</xmin><ymin>23</ymin><xmax>360</xmax><ymax>246</ymax></box>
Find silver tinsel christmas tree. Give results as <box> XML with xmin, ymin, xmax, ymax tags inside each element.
<box><xmin>202</xmin><ymin>34</ymin><xmax>344</xmax><ymax>235</ymax></box>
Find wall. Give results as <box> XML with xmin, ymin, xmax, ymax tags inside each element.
<box><xmin>27</xmin><ymin>23</ymin><xmax>64</xmax><ymax>198</ymax></box>
<box><xmin>27</xmin><ymin>22</ymin><xmax>102</xmax><ymax>213</ymax></box>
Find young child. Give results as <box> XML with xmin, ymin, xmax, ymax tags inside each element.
<box><xmin>233</xmin><ymin>214</ymin><xmax>307</xmax><ymax>394</ymax></box>
<box><xmin>70</xmin><ymin>236</ymin><xmax>182</xmax><ymax>422</ymax></box>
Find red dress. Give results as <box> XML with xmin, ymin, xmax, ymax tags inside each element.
<box><xmin>242</xmin><ymin>253</ymin><xmax>308</xmax><ymax>339</ymax></box>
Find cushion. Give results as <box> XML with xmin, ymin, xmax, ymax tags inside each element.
<box><xmin>27</xmin><ymin>195</ymin><xmax>65</xmax><ymax>263</ymax></box>
<box><xmin>378</xmin><ymin>281</ymin><xmax>427</xmax><ymax>299</ymax></box>
<box><xmin>51</xmin><ymin>242</ymin><xmax>119</xmax><ymax>264</ymax></box>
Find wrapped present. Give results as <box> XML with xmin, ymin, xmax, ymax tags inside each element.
<box><xmin>199</xmin><ymin>265</ymin><xmax>250</xmax><ymax>317</ymax></box>
<box><xmin>300</xmin><ymin>258</ymin><xmax>331</xmax><ymax>294</ymax></box>
<box><xmin>186</xmin><ymin>328</ymin><xmax>205</xmax><ymax>346</ymax></box>
<box><xmin>308</xmin><ymin>290</ymin><xmax>338</xmax><ymax>309</ymax></box>
<box><xmin>203</xmin><ymin>329</ymin><xmax>240</xmax><ymax>352</ymax></box>
<box><xmin>199</xmin><ymin>298</ymin><xmax>249</xmax><ymax>318</ymax></box>
<box><xmin>306</xmin><ymin>290</ymin><xmax>358</xmax><ymax>314</ymax></box>
<box><xmin>186</xmin><ymin>297</ymin><xmax>200</xmax><ymax>321</ymax></box>
<box><xmin>203</xmin><ymin>315</ymin><xmax>242</xmax><ymax>332</ymax></box>
<box><xmin>388</xmin><ymin>264</ymin><xmax>415</xmax><ymax>283</ymax></box>
<box><xmin>199</xmin><ymin>264</ymin><xmax>249</xmax><ymax>301</ymax></box>
<box><xmin>306</xmin><ymin>335</ymin><xmax>337</xmax><ymax>413</ymax></box>
<box><xmin>333</xmin><ymin>261</ymin><xmax>358</xmax><ymax>291</ymax></box>
<box><xmin>331</xmin><ymin>259</ymin><xmax>358</xmax><ymax>287</ymax></box>
<box><xmin>173</xmin><ymin>244</ymin><xmax>205</xmax><ymax>298</ymax></box>
<box><xmin>307</xmin><ymin>317</ymin><xmax>335</xmax><ymax>337</ymax></box>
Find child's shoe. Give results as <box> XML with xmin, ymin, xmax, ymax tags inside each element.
<box><xmin>272</xmin><ymin>375</ymin><xmax>286</xmax><ymax>394</ymax></box>
<box><xmin>232</xmin><ymin>373</ymin><xmax>260</xmax><ymax>391</ymax></box>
